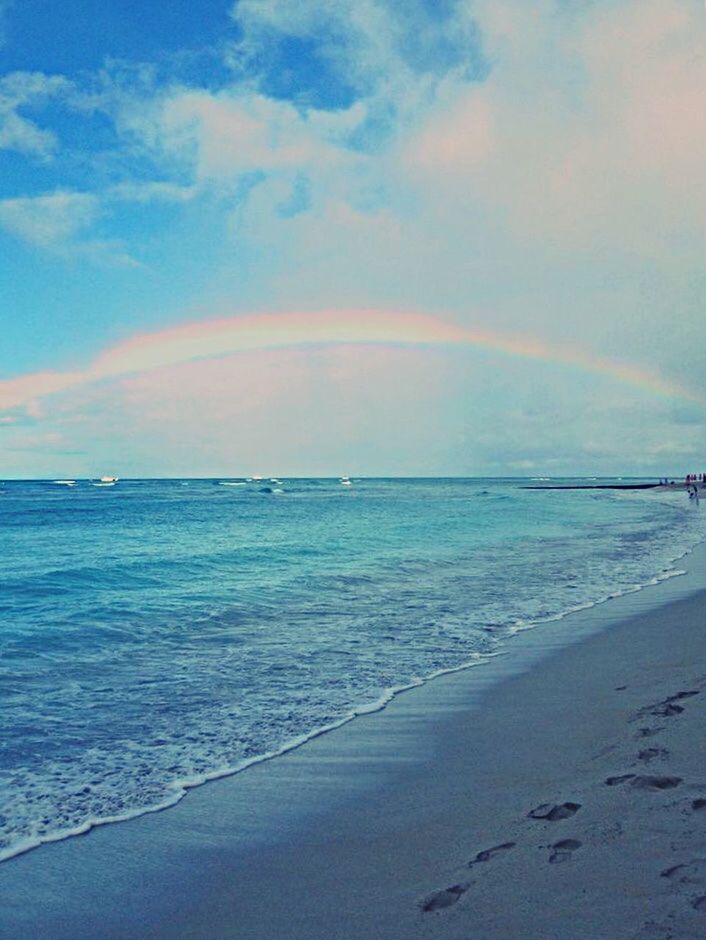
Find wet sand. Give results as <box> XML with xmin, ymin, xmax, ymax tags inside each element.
<box><xmin>2</xmin><ymin>544</ymin><xmax>706</xmax><ymax>939</ymax></box>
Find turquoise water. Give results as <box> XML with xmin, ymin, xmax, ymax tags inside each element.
<box><xmin>0</xmin><ymin>477</ymin><xmax>703</xmax><ymax>861</ymax></box>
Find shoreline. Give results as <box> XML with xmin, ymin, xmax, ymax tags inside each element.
<box><xmin>3</xmin><ymin>539</ymin><xmax>706</xmax><ymax>938</ymax></box>
<box><xmin>0</xmin><ymin>528</ymin><xmax>696</xmax><ymax>867</ymax></box>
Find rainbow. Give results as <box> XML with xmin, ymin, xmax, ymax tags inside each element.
<box><xmin>0</xmin><ymin>309</ymin><xmax>702</xmax><ymax>412</ymax></box>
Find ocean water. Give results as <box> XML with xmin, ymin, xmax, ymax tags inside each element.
<box><xmin>1</xmin><ymin>477</ymin><xmax>704</xmax><ymax>862</ymax></box>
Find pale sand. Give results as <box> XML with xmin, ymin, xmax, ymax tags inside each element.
<box><xmin>3</xmin><ymin>544</ymin><xmax>706</xmax><ymax>939</ymax></box>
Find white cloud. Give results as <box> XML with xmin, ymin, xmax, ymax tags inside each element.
<box><xmin>157</xmin><ymin>89</ymin><xmax>363</xmax><ymax>181</ymax></box>
<box><xmin>107</xmin><ymin>180</ymin><xmax>198</xmax><ymax>203</ymax></box>
<box><xmin>0</xmin><ymin>71</ymin><xmax>71</xmax><ymax>157</ymax></box>
<box><xmin>402</xmin><ymin>0</ymin><xmax>706</xmax><ymax>256</ymax></box>
<box><xmin>0</xmin><ymin>190</ymin><xmax>97</xmax><ymax>247</ymax></box>
<box><xmin>0</xmin><ymin>189</ymin><xmax>141</xmax><ymax>266</ymax></box>
<box><xmin>209</xmin><ymin>0</ymin><xmax>706</xmax><ymax>400</ymax></box>
<box><xmin>230</xmin><ymin>0</ymin><xmax>482</xmax><ymax>104</ymax></box>
<box><xmin>0</xmin><ymin>109</ymin><xmax>57</xmax><ymax>155</ymax></box>
<box><xmin>107</xmin><ymin>0</ymin><xmax>480</xmax><ymax>197</ymax></box>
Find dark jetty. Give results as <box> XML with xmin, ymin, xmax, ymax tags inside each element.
<box><xmin>524</xmin><ymin>483</ymin><xmax>661</xmax><ymax>490</ymax></box>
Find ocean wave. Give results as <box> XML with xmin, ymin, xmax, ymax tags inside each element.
<box><xmin>1</xmin><ymin>480</ymin><xmax>704</xmax><ymax>863</ymax></box>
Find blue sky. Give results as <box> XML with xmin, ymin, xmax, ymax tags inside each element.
<box><xmin>1</xmin><ymin>0</ymin><xmax>706</xmax><ymax>477</ymax></box>
<box><xmin>1</xmin><ymin>2</ymin><xmax>223</xmax><ymax>74</ymax></box>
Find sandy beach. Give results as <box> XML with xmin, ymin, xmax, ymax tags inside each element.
<box><xmin>3</xmin><ymin>542</ymin><xmax>706</xmax><ymax>939</ymax></box>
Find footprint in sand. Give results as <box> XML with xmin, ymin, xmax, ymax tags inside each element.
<box><xmin>605</xmin><ymin>774</ymin><xmax>681</xmax><ymax>791</ymax></box>
<box><xmin>632</xmin><ymin>775</ymin><xmax>682</xmax><ymax>791</ymax></box>
<box><xmin>528</xmin><ymin>802</ymin><xmax>581</xmax><ymax>821</ymax></box>
<box><xmin>606</xmin><ymin>774</ymin><xmax>636</xmax><ymax>787</ymax></box>
<box><xmin>635</xmin><ymin>726</ymin><xmax>664</xmax><ymax>739</ymax></box>
<box><xmin>421</xmin><ymin>844</ymin><xmax>518</xmax><ymax>912</ymax></box>
<box><xmin>665</xmin><ymin>690</ymin><xmax>700</xmax><ymax>703</ymax></box>
<box><xmin>633</xmin><ymin>690</ymin><xmax>699</xmax><ymax>722</ymax></box>
<box><xmin>661</xmin><ymin>859</ymin><xmax>706</xmax><ymax>884</ymax></box>
<box><xmin>638</xmin><ymin>747</ymin><xmax>669</xmax><ymax>763</ymax></box>
<box><xmin>652</xmin><ymin>702</ymin><xmax>685</xmax><ymax>718</ymax></box>
<box><xmin>692</xmin><ymin>799</ymin><xmax>706</xmax><ymax>812</ymax></box>
<box><xmin>421</xmin><ymin>883</ymin><xmax>469</xmax><ymax>912</ymax></box>
<box><xmin>548</xmin><ymin>839</ymin><xmax>582</xmax><ymax>864</ymax></box>
<box><xmin>692</xmin><ymin>896</ymin><xmax>706</xmax><ymax>912</ymax></box>
<box><xmin>469</xmin><ymin>842</ymin><xmax>516</xmax><ymax>865</ymax></box>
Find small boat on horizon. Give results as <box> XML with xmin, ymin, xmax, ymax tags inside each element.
<box><xmin>92</xmin><ymin>475</ymin><xmax>119</xmax><ymax>487</ymax></box>
<box><xmin>340</xmin><ymin>476</ymin><xmax>352</xmax><ymax>486</ymax></box>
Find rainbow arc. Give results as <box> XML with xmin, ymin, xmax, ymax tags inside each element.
<box><xmin>0</xmin><ymin>310</ymin><xmax>701</xmax><ymax>412</ymax></box>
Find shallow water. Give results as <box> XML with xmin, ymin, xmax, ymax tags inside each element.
<box><xmin>0</xmin><ymin>477</ymin><xmax>703</xmax><ymax>861</ymax></box>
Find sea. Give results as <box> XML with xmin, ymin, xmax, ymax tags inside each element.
<box><xmin>1</xmin><ymin>477</ymin><xmax>704</xmax><ymax>863</ymax></box>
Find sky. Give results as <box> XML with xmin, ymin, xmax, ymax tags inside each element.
<box><xmin>1</xmin><ymin>0</ymin><xmax>706</xmax><ymax>478</ymax></box>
